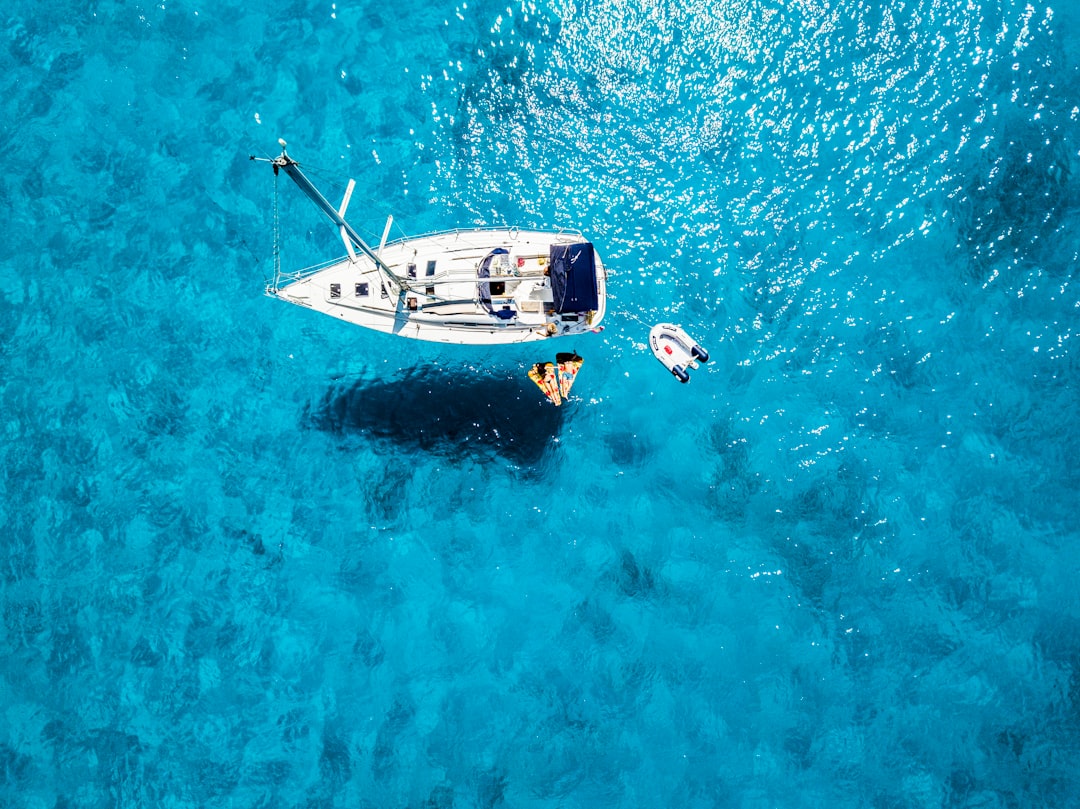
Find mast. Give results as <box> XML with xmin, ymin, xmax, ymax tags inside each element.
<box><xmin>259</xmin><ymin>140</ymin><xmax>408</xmax><ymax>295</ymax></box>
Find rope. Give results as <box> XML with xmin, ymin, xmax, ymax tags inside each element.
<box><xmin>272</xmin><ymin>168</ymin><xmax>281</xmax><ymax>290</ymax></box>
<box><xmin>616</xmin><ymin>309</ymin><xmax>652</xmax><ymax>329</ymax></box>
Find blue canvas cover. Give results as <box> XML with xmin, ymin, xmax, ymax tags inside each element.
<box><xmin>549</xmin><ymin>242</ymin><xmax>598</xmax><ymax>313</ymax></box>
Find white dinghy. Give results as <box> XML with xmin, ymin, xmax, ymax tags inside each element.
<box><xmin>649</xmin><ymin>323</ymin><xmax>710</xmax><ymax>383</ymax></box>
<box><xmin>252</xmin><ymin>141</ymin><xmax>607</xmax><ymax>346</ymax></box>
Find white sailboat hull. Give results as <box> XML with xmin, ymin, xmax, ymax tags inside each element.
<box><xmin>269</xmin><ymin>227</ymin><xmax>607</xmax><ymax>345</ymax></box>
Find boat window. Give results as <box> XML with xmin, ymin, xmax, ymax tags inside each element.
<box><xmin>407</xmin><ymin>263</ymin><xmax>417</xmax><ymax>279</ymax></box>
<box><xmin>426</xmin><ymin>260</ymin><xmax>437</xmax><ymax>276</ymax></box>
<box><xmin>330</xmin><ymin>283</ymin><xmax>341</xmax><ymax>298</ymax></box>
<box><xmin>425</xmin><ymin>285</ymin><xmax>435</xmax><ymax>296</ymax></box>
<box><xmin>355</xmin><ymin>282</ymin><xmax>369</xmax><ymax>297</ymax></box>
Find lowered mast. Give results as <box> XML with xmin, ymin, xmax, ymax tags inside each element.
<box><xmin>264</xmin><ymin>140</ymin><xmax>407</xmax><ymax>295</ymax></box>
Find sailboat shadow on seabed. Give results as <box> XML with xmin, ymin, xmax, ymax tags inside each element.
<box><xmin>304</xmin><ymin>365</ymin><xmax>564</xmax><ymax>465</ymax></box>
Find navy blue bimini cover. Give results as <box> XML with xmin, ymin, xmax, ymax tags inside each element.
<box><xmin>550</xmin><ymin>242</ymin><xmax>598</xmax><ymax>313</ymax></box>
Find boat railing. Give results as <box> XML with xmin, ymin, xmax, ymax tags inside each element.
<box><xmin>382</xmin><ymin>224</ymin><xmax>586</xmax><ymax>247</ymax></box>
<box><xmin>266</xmin><ymin>226</ymin><xmax>587</xmax><ymax>291</ymax></box>
<box><xmin>268</xmin><ymin>255</ymin><xmax>350</xmax><ymax>291</ymax></box>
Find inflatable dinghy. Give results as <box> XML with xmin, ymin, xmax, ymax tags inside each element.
<box><xmin>649</xmin><ymin>323</ymin><xmax>709</xmax><ymax>383</ymax></box>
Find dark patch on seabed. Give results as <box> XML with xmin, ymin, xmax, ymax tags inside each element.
<box><xmin>306</xmin><ymin>365</ymin><xmax>563</xmax><ymax>465</ymax></box>
<box><xmin>954</xmin><ymin>126</ymin><xmax>1072</xmax><ymax>276</ymax></box>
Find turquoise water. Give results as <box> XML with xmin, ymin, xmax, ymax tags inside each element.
<box><xmin>2</xmin><ymin>0</ymin><xmax>1079</xmax><ymax>805</ymax></box>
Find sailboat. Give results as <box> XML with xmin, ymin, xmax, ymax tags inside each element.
<box><xmin>253</xmin><ymin>141</ymin><xmax>607</xmax><ymax>345</ymax></box>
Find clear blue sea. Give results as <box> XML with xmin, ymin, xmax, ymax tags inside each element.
<box><xmin>2</xmin><ymin>0</ymin><xmax>1079</xmax><ymax>806</ymax></box>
